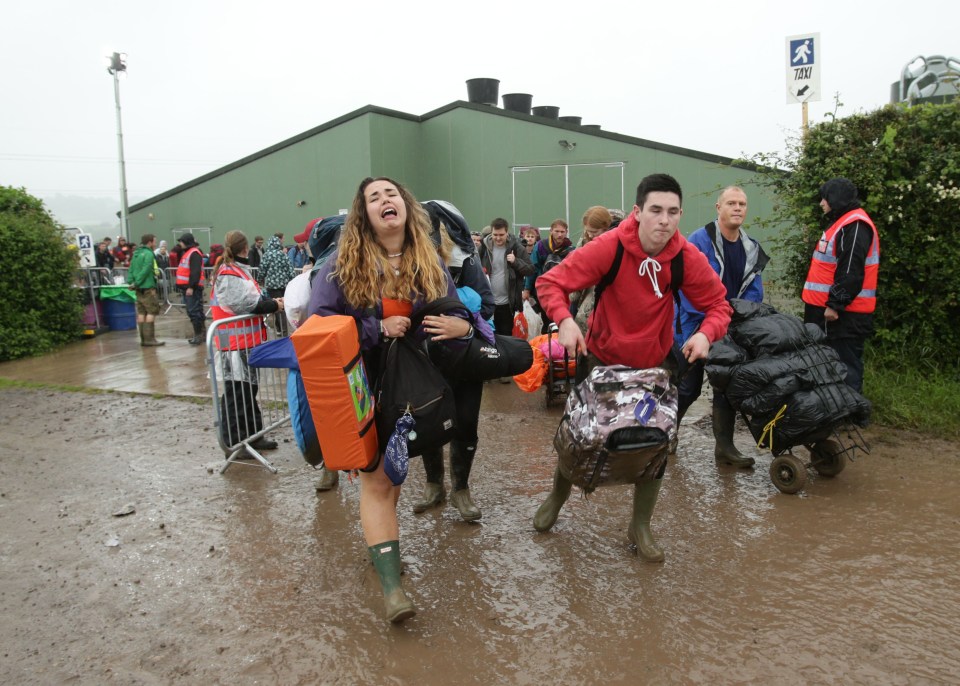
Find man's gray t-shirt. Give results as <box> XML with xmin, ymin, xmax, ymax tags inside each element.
<box><xmin>490</xmin><ymin>245</ymin><xmax>509</xmax><ymax>305</ymax></box>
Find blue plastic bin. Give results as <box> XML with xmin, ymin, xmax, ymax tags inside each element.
<box><xmin>102</xmin><ymin>298</ymin><xmax>137</xmax><ymax>331</ymax></box>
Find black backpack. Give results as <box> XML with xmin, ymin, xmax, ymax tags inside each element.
<box><xmin>541</xmin><ymin>245</ymin><xmax>573</xmax><ymax>275</ymax></box>
<box><xmin>374</xmin><ymin>334</ymin><xmax>457</xmax><ymax>458</ymax></box>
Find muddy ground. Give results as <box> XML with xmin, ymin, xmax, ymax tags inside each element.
<box><xmin>1</xmin><ymin>382</ymin><xmax>959</xmax><ymax>685</ymax></box>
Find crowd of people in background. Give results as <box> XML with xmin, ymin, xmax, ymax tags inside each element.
<box><xmin>87</xmin><ymin>226</ymin><xmax>319</xmax><ymax>347</ymax></box>
<box><xmin>92</xmin><ymin>230</ymin><xmax>314</xmax><ymax>275</ymax></box>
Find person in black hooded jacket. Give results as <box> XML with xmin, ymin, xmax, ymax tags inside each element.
<box><xmin>411</xmin><ymin>205</ymin><xmax>496</xmax><ymax>522</ymax></box>
<box><xmin>801</xmin><ymin>178</ymin><xmax>880</xmax><ymax>393</ymax></box>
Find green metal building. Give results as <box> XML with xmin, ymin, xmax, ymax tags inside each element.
<box><xmin>129</xmin><ymin>99</ymin><xmax>774</xmax><ymax>248</ymax></box>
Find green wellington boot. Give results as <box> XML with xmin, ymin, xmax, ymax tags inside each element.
<box><xmin>450</xmin><ymin>441</ymin><xmax>481</xmax><ymax>521</ymax></box>
<box><xmin>412</xmin><ymin>448</ymin><xmax>446</xmax><ymax>513</ymax></box>
<box><xmin>533</xmin><ymin>466</ymin><xmax>573</xmax><ymax>532</ymax></box>
<box><xmin>712</xmin><ymin>404</ymin><xmax>755</xmax><ymax>468</ymax></box>
<box><xmin>314</xmin><ymin>467</ymin><xmax>339</xmax><ymax>492</ymax></box>
<box><xmin>141</xmin><ymin>321</ymin><xmax>165</xmax><ymax>346</ymax></box>
<box><xmin>368</xmin><ymin>540</ymin><xmax>416</xmax><ymax>623</ymax></box>
<box><xmin>628</xmin><ymin>479</ymin><xmax>666</xmax><ymax>562</ymax></box>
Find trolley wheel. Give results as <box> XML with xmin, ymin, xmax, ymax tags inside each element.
<box><xmin>769</xmin><ymin>454</ymin><xmax>808</xmax><ymax>494</ymax></box>
<box><xmin>809</xmin><ymin>439</ymin><xmax>847</xmax><ymax>477</ymax></box>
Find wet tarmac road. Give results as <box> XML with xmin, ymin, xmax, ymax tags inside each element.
<box><xmin>0</xmin><ymin>313</ymin><xmax>210</xmax><ymax>396</ymax></box>
<box><xmin>1</xmin><ymin>320</ymin><xmax>959</xmax><ymax>683</ymax></box>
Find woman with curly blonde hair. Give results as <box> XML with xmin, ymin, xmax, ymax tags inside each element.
<box><xmin>308</xmin><ymin>177</ymin><xmax>471</xmax><ymax>624</ymax></box>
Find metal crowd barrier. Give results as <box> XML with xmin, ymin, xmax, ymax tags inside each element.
<box><xmin>158</xmin><ymin>266</ymin><xmax>176</xmax><ymax>312</ymax></box>
<box><xmin>161</xmin><ymin>266</ymin><xmax>213</xmax><ymax>315</ymax></box>
<box><xmin>75</xmin><ymin>266</ymin><xmax>151</xmax><ymax>330</ymax></box>
<box><xmin>76</xmin><ymin>265</ymin><xmax>271</xmax><ymax>331</ymax></box>
<box><xmin>75</xmin><ymin>267</ymin><xmax>115</xmax><ymax>329</ymax></box>
<box><xmin>162</xmin><ymin>266</ymin><xmax>259</xmax><ymax>317</ymax></box>
<box><xmin>206</xmin><ymin>313</ymin><xmax>291</xmax><ymax>474</ymax></box>
<box><xmin>161</xmin><ymin>267</ymin><xmax>184</xmax><ymax>314</ymax></box>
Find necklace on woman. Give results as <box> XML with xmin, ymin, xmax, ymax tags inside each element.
<box><xmin>385</xmin><ymin>250</ymin><xmax>402</xmax><ymax>275</ymax></box>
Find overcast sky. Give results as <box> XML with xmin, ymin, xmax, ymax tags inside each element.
<box><xmin>1</xmin><ymin>0</ymin><xmax>955</xmax><ymax>207</ymax></box>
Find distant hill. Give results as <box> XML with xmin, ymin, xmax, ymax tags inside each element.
<box><xmin>42</xmin><ymin>194</ymin><xmax>146</xmax><ymax>237</ymax></box>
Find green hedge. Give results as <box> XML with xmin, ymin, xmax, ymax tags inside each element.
<box><xmin>0</xmin><ymin>187</ymin><xmax>83</xmax><ymax>361</ymax></box>
<box><xmin>747</xmin><ymin>100</ymin><xmax>960</xmax><ymax>371</ymax></box>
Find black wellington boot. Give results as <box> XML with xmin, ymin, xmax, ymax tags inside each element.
<box><xmin>188</xmin><ymin>319</ymin><xmax>205</xmax><ymax>345</ymax></box>
<box><xmin>669</xmin><ymin>406</ymin><xmax>687</xmax><ymax>456</ymax></box>
<box><xmin>533</xmin><ymin>466</ymin><xmax>572</xmax><ymax>532</ymax></box>
<box><xmin>412</xmin><ymin>448</ymin><xmax>446</xmax><ymax>513</ymax></box>
<box><xmin>712</xmin><ymin>404</ymin><xmax>754</xmax><ymax>468</ymax></box>
<box><xmin>449</xmin><ymin>441</ymin><xmax>481</xmax><ymax>522</ymax></box>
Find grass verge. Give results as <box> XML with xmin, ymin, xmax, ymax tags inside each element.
<box><xmin>864</xmin><ymin>360</ymin><xmax>960</xmax><ymax>439</ymax></box>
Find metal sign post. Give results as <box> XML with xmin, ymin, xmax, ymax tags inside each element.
<box><xmin>786</xmin><ymin>33</ymin><xmax>821</xmax><ymax>133</ymax></box>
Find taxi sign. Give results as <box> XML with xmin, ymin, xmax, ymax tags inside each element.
<box><xmin>786</xmin><ymin>33</ymin><xmax>821</xmax><ymax>104</ymax></box>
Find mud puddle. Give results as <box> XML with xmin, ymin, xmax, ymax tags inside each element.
<box><xmin>1</xmin><ymin>385</ymin><xmax>958</xmax><ymax>684</ymax></box>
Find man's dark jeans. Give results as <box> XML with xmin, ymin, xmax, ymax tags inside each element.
<box><xmin>493</xmin><ymin>304</ymin><xmax>515</xmax><ymax>337</ymax></box>
<box><xmin>827</xmin><ymin>337</ymin><xmax>866</xmax><ymax>393</ymax></box>
<box><xmin>182</xmin><ymin>287</ymin><xmax>204</xmax><ymax>326</ymax></box>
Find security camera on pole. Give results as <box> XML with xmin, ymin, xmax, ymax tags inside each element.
<box><xmin>785</xmin><ymin>33</ymin><xmax>821</xmax><ymax>133</ymax></box>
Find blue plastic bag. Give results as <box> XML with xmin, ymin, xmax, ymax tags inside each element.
<box><xmin>247</xmin><ymin>336</ymin><xmax>299</xmax><ymax>369</ymax></box>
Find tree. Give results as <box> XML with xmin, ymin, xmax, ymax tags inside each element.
<box><xmin>746</xmin><ymin>100</ymin><xmax>960</xmax><ymax>371</ymax></box>
<box><xmin>0</xmin><ymin>186</ymin><xmax>83</xmax><ymax>361</ymax></box>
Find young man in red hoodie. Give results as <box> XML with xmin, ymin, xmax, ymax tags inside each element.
<box><xmin>532</xmin><ymin>173</ymin><xmax>732</xmax><ymax>562</ymax></box>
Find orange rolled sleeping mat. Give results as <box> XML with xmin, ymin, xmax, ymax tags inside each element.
<box><xmin>290</xmin><ymin>314</ymin><xmax>379</xmax><ymax>470</ymax></box>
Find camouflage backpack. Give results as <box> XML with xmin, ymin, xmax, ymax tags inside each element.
<box><xmin>554</xmin><ymin>365</ymin><xmax>678</xmax><ymax>491</ymax></box>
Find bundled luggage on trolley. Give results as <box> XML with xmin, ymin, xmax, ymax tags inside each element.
<box><xmin>706</xmin><ymin>300</ymin><xmax>871</xmax><ymax>494</ymax></box>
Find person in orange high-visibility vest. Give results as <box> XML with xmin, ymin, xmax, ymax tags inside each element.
<box><xmin>211</xmin><ymin>230</ymin><xmax>284</xmax><ymax>452</ymax></box>
<box><xmin>802</xmin><ymin>178</ymin><xmax>880</xmax><ymax>393</ymax></box>
<box><xmin>175</xmin><ymin>232</ymin><xmax>207</xmax><ymax>344</ymax></box>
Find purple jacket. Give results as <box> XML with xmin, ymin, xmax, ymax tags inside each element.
<box><xmin>307</xmin><ymin>250</ymin><xmax>464</xmax><ymax>351</ymax></box>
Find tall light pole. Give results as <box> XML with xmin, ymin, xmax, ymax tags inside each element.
<box><xmin>106</xmin><ymin>52</ymin><xmax>130</xmax><ymax>242</ymax></box>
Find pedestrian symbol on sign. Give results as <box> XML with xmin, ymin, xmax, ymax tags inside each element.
<box><xmin>791</xmin><ymin>39</ymin><xmax>814</xmax><ymax>65</ymax></box>
<box><xmin>79</xmin><ymin>235</ymin><xmax>92</xmax><ymax>250</ymax></box>
<box><xmin>785</xmin><ymin>33</ymin><xmax>820</xmax><ymax>105</ymax></box>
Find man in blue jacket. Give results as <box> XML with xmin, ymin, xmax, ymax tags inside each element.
<box><xmin>674</xmin><ymin>186</ymin><xmax>768</xmax><ymax>468</ymax></box>
<box><xmin>288</xmin><ymin>229</ymin><xmax>311</xmax><ymax>270</ymax></box>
